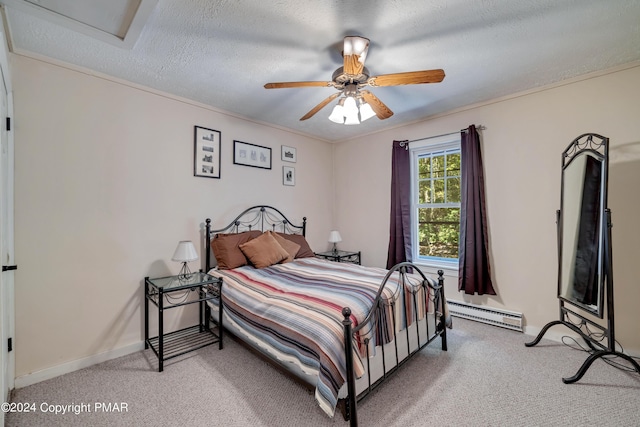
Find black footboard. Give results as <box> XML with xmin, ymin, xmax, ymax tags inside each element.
<box><xmin>342</xmin><ymin>263</ymin><xmax>447</xmax><ymax>426</ymax></box>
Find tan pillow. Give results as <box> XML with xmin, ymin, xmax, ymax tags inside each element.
<box><xmin>275</xmin><ymin>232</ymin><xmax>315</xmax><ymax>258</ymax></box>
<box><xmin>239</xmin><ymin>232</ymin><xmax>290</xmax><ymax>268</ymax></box>
<box><xmin>268</xmin><ymin>231</ymin><xmax>300</xmax><ymax>263</ymax></box>
<box><xmin>210</xmin><ymin>230</ymin><xmax>262</xmax><ymax>269</ymax></box>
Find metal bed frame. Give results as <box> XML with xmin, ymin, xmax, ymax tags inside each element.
<box><xmin>205</xmin><ymin>205</ymin><xmax>448</xmax><ymax>426</ymax></box>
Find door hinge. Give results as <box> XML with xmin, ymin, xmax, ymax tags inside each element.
<box><xmin>6</xmin><ymin>117</ymin><xmax>10</xmax><ymax>131</ymax></box>
<box><xmin>2</xmin><ymin>265</ymin><xmax>17</xmax><ymax>271</ymax></box>
<box><xmin>8</xmin><ymin>337</ymin><xmax>12</xmax><ymax>352</ymax></box>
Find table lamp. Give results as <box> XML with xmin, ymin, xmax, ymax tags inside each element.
<box><xmin>328</xmin><ymin>230</ymin><xmax>342</xmax><ymax>253</ymax></box>
<box><xmin>172</xmin><ymin>240</ymin><xmax>198</xmax><ymax>280</ymax></box>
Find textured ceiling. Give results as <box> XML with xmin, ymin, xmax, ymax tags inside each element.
<box><xmin>3</xmin><ymin>0</ymin><xmax>640</xmax><ymax>142</ymax></box>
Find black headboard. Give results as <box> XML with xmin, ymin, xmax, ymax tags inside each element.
<box><xmin>205</xmin><ymin>205</ymin><xmax>307</xmax><ymax>271</ymax></box>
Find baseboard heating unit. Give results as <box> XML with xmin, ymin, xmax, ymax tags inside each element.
<box><xmin>447</xmin><ymin>300</ymin><xmax>523</xmax><ymax>332</ymax></box>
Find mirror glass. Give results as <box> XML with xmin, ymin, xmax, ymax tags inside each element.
<box><xmin>558</xmin><ymin>150</ymin><xmax>605</xmax><ymax>317</ymax></box>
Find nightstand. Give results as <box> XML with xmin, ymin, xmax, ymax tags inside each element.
<box><xmin>144</xmin><ymin>271</ymin><xmax>223</xmax><ymax>372</ymax></box>
<box><xmin>315</xmin><ymin>250</ymin><xmax>361</xmax><ymax>265</ymax></box>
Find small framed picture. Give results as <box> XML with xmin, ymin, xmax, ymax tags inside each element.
<box><xmin>281</xmin><ymin>145</ymin><xmax>297</xmax><ymax>163</ymax></box>
<box><xmin>283</xmin><ymin>166</ymin><xmax>295</xmax><ymax>186</ymax></box>
<box><xmin>194</xmin><ymin>126</ymin><xmax>221</xmax><ymax>179</ymax></box>
<box><xmin>233</xmin><ymin>140</ymin><xmax>272</xmax><ymax>170</ymax></box>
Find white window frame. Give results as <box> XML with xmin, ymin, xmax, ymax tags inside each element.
<box><xmin>409</xmin><ymin>134</ymin><xmax>461</xmax><ymax>271</ymax></box>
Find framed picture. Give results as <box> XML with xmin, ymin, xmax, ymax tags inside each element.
<box><xmin>233</xmin><ymin>140</ymin><xmax>272</xmax><ymax>169</ymax></box>
<box><xmin>283</xmin><ymin>166</ymin><xmax>295</xmax><ymax>186</ymax></box>
<box><xmin>194</xmin><ymin>126</ymin><xmax>221</xmax><ymax>179</ymax></box>
<box><xmin>281</xmin><ymin>145</ymin><xmax>297</xmax><ymax>163</ymax></box>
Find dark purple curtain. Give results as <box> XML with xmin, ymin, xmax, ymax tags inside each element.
<box><xmin>458</xmin><ymin>125</ymin><xmax>496</xmax><ymax>295</ymax></box>
<box><xmin>386</xmin><ymin>140</ymin><xmax>412</xmax><ymax>269</ymax></box>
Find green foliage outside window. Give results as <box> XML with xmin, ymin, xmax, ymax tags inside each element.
<box><xmin>417</xmin><ymin>150</ymin><xmax>461</xmax><ymax>259</ymax></box>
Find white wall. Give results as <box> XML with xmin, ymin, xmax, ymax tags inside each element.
<box><xmin>11</xmin><ymin>50</ymin><xmax>640</xmax><ymax>383</ymax></box>
<box><xmin>333</xmin><ymin>64</ymin><xmax>640</xmax><ymax>355</ymax></box>
<box><xmin>608</xmin><ymin>157</ymin><xmax>640</xmax><ymax>353</ymax></box>
<box><xmin>11</xmin><ymin>54</ymin><xmax>334</xmax><ymax>379</ymax></box>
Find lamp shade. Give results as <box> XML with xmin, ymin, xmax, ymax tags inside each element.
<box><xmin>359</xmin><ymin>102</ymin><xmax>376</xmax><ymax>121</ymax></box>
<box><xmin>343</xmin><ymin>36</ymin><xmax>369</xmax><ymax>64</ymax></box>
<box><xmin>328</xmin><ymin>230</ymin><xmax>342</xmax><ymax>244</ymax></box>
<box><xmin>172</xmin><ymin>240</ymin><xmax>198</xmax><ymax>262</ymax></box>
<box><xmin>343</xmin><ymin>96</ymin><xmax>358</xmax><ymax>115</ymax></box>
<box><xmin>343</xmin><ymin>96</ymin><xmax>360</xmax><ymax>125</ymax></box>
<box><xmin>344</xmin><ymin>113</ymin><xmax>360</xmax><ymax>125</ymax></box>
<box><xmin>328</xmin><ymin>103</ymin><xmax>345</xmax><ymax>123</ymax></box>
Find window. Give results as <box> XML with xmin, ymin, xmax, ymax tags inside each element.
<box><xmin>410</xmin><ymin>135</ymin><xmax>461</xmax><ymax>267</ymax></box>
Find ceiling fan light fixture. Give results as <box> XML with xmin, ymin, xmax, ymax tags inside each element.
<box><xmin>343</xmin><ymin>96</ymin><xmax>358</xmax><ymax>115</ymax></box>
<box><xmin>344</xmin><ymin>36</ymin><xmax>369</xmax><ymax>63</ymax></box>
<box><xmin>343</xmin><ymin>96</ymin><xmax>360</xmax><ymax>124</ymax></box>
<box><xmin>328</xmin><ymin>103</ymin><xmax>345</xmax><ymax>124</ymax></box>
<box><xmin>359</xmin><ymin>101</ymin><xmax>376</xmax><ymax>122</ymax></box>
<box><xmin>264</xmin><ymin>36</ymin><xmax>444</xmax><ymax>122</ymax></box>
<box><xmin>344</xmin><ymin>110</ymin><xmax>360</xmax><ymax>125</ymax></box>
<box><xmin>328</xmin><ymin>98</ymin><xmax>346</xmax><ymax>123</ymax></box>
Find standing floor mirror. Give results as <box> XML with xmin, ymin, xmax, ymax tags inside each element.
<box><xmin>525</xmin><ymin>133</ymin><xmax>639</xmax><ymax>382</ymax></box>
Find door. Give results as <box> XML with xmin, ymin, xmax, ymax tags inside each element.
<box><xmin>0</xmin><ymin>20</ymin><xmax>14</xmax><ymax>412</ymax></box>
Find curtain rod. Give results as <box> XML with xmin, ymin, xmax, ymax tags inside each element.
<box><xmin>399</xmin><ymin>125</ymin><xmax>486</xmax><ymax>147</ymax></box>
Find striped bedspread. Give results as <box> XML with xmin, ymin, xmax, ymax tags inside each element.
<box><xmin>209</xmin><ymin>257</ymin><xmax>433</xmax><ymax>417</ymax></box>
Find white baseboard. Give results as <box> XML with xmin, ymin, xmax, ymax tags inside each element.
<box><xmin>14</xmin><ymin>341</ymin><xmax>145</xmax><ymax>389</ymax></box>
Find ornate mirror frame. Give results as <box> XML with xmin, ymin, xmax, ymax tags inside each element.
<box><xmin>526</xmin><ymin>133</ymin><xmax>640</xmax><ymax>383</ymax></box>
<box><xmin>557</xmin><ymin>133</ymin><xmax>608</xmax><ymax>318</ymax></box>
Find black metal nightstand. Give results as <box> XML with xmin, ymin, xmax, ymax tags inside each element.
<box><xmin>315</xmin><ymin>250</ymin><xmax>361</xmax><ymax>265</ymax></box>
<box><xmin>144</xmin><ymin>271</ymin><xmax>223</xmax><ymax>372</ymax></box>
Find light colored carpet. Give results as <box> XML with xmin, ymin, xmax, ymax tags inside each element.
<box><xmin>6</xmin><ymin>318</ymin><xmax>640</xmax><ymax>426</ymax></box>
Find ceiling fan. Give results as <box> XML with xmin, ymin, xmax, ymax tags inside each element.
<box><xmin>264</xmin><ymin>36</ymin><xmax>445</xmax><ymax>124</ymax></box>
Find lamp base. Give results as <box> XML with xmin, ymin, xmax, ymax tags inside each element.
<box><xmin>177</xmin><ymin>262</ymin><xmax>193</xmax><ymax>281</ymax></box>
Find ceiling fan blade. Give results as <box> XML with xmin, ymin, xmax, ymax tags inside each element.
<box><xmin>368</xmin><ymin>69</ymin><xmax>445</xmax><ymax>87</ymax></box>
<box><xmin>300</xmin><ymin>92</ymin><xmax>341</xmax><ymax>121</ymax></box>
<box><xmin>264</xmin><ymin>81</ymin><xmax>333</xmax><ymax>89</ymax></box>
<box><xmin>361</xmin><ymin>90</ymin><xmax>394</xmax><ymax>120</ymax></box>
<box><xmin>343</xmin><ymin>36</ymin><xmax>369</xmax><ymax>75</ymax></box>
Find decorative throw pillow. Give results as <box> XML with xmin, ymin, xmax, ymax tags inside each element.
<box><xmin>275</xmin><ymin>232</ymin><xmax>315</xmax><ymax>258</ymax></box>
<box><xmin>239</xmin><ymin>232</ymin><xmax>290</xmax><ymax>268</ymax></box>
<box><xmin>268</xmin><ymin>231</ymin><xmax>300</xmax><ymax>263</ymax></box>
<box><xmin>210</xmin><ymin>230</ymin><xmax>262</xmax><ymax>270</ymax></box>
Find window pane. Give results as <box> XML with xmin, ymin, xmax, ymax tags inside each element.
<box><xmin>418</xmin><ymin>180</ymin><xmax>431</xmax><ymax>204</ymax></box>
<box><xmin>432</xmin><ymin>155</ymin><xmax>445</xmax><ymax>178</ymax></box>
<box><xmin>412</xmin><ymin>140</ymin><xmax>461</xmax><ymax>263</ymax></box>
<box><xmin>418</xmin><ymin>207</ymin><xmax>429</xmax><ymax>223</ymax></box>
<box><xmin>418</xmin><ymin>222</ymin><xmax>436</xmax><ymax>257</ymax></box>
<box><xmin>433</xmin><ymin>179</ymin><xmax>445</xmax><ymax>203</ymax></box>
<box><xmin>418</xmin><ymin>207</ymin><xmax>460</xmax><ymax>258</ymax></box>
<box><xmin>446</xmin><ymin>152</ymin><xmax>460</xmax><ymax>176</ymax></box>
<box><xmin>447</xmin><ymin>177</ymin><xmax>460</xmax><ymax>203</ymax></box>
<box><xmin>418</xmin><ymin>157</ymin><xmax>431</xmax><ymax>179</ymax></box>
